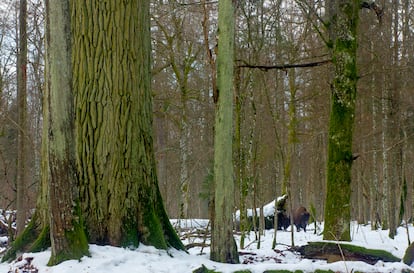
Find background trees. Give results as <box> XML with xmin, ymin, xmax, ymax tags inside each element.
<box><xmin>0</xmin><ymin>0</ymin><xmax>413</xmax><ymax>252</ymax></box>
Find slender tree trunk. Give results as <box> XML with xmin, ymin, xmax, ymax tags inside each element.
<box><xmin>285</xmin><ymin>68</ymin><xmax>297</xmax><ymax>246</ymax></box>
<box><xmin>72</xmin><ymin>0</ymin><xmax>184</xmax><ymax>250</ymax></box>
<box><xmin>179</xmin><ymin>115</ymin><xmax>190</xmax><ymax>219</ymax></box>
<box><xmin>323</xmin><ymin>0</ymin><xmax>359</xmax><ymax>242</ymax></box>
<box><xmin>45</xmin><ymin>0</ymin><xmax>89</xmax><ymax>265</ymax></box>
<box><xmin>210</xmin><ymin>0</ymin><xmax>239</xmax><ymax>264</ymax></box>
<box><xmin>234</xmin><ymin>66</ymin><xmax>248</xmax><ymax>249</ymax></box>
<box><xmin>369</xmin><ymin>40</ymin><xmax>380</xmax><ymax>229</ymax></box>
<box><xmin>16</xmin><ymin>0</ymin><xmax>28</xmax><ymax>236</ymax></box>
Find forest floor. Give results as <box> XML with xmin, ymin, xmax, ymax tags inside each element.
<box><xmin>1</xmin><ymin>211</ymin><xmax>414</xmax><ymax>273</ymax></box>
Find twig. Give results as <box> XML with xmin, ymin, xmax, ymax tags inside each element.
<box><xmin>329</xmin><ymin>232</ymin><xmax>350</xmax><ymax>273</ymax></box>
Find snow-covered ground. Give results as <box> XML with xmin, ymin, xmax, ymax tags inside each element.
<box><xmin>1</xmin><ymin>219</ymin><xmax>413</xmax><ymax>273</ymax></box>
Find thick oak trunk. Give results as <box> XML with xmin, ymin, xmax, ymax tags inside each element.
<box><xmin>72</xmin><ymin>0</ymin><xmax>183</xmax><ymax>250</ymax></box>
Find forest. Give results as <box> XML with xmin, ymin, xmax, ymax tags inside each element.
<box><xmin>0</xmin><ymin>0</ymin><xmax>414</xmax><ymax>271</ymax></box>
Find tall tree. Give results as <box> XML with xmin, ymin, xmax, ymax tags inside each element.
<box><xmin>16</xmin><ymin>0</ymin><xmax>28</xmax><ymax>236</ymax></box>
<box><xmin>210</xmin><ymin>0</ymin><xmax>239</xmax><ymax>264</ymax></box>
<box><xmin>323</xmin><ymin>0</ymin><xmax>359</xmax><ymax>241</ymax></box>
<box><xmin>45</xmin><ymin>0</ymin><xmax>89</xmax><ymax>265</ymax></box>
<box><xmin>71</xmin><ymin>0</ymin><xmax>184</xmax><ymax>249</ymax></box>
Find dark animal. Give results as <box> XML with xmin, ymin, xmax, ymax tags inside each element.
<box><xmin>262</xmin><ymin>211</ymin><xmax>290</xmax><ymax>230</ymax></box>
<box><xmin>277</xmin><ymin>211</ymin><xmax>290</xmax><ymax>230</ymax></box>
<box><xmin>293</xmin><ymin>206</ymin><xmax>310</xmax><ymax>232</ymax></box>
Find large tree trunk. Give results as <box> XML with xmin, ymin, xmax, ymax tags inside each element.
<box><xmin>45</xmin><ymin>0</ymin><xmax>89</xmax><ymax>265</ymax></box>
<box><xmin>16</xmin><ymin>0</ymin><xmax>28</xmax><ymax>237</ymax></box>
<box><xmin>210</xmin><ymin>0</ymin><xmax>239</xmax><ymax>264</ymax></box>
<box><xmin>71</xmin><ymin>0</ymin><xmax>184</xmax><ymax>249</ymax></box>
<box><xmin>323</xmin><ymin>0</ymin><xmax>359</xmax><ymax>242</ymax></box>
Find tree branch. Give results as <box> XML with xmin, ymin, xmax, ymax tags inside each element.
<box><xmin>237</xmin><ymin>59</ymin><xmax>331</xmax><ymax>71</ymax></box>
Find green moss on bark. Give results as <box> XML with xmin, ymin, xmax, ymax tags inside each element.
<box><xmin>323</xmin><ymin>0</ymin><xmax>359</xmax><ymax>242</ymax></box>
<box><xmin>47</xmin><ymin>200</ymin><xmax>89</xmax><ymax>265</ymax></box>
<box><xmin>1</xmin><ymin>214</ymin><xmax>50</xmax><ymax>262</ymax></box>
<box><xmin>1</xmin><ymin>219</ymin><xmax>37</xmax><ymax>262</ymax></box>
<box><xmin>29</xmin><ymin>225</ymin><xmax>51</xmax><ymax>253</ymax></box>
<box><xmin>298</xmin><ymin>241</ymin><xmax>400</xmax><ymax>264</ymax></box>
<box><xmin>48</xmin><ymin>215</ymin><xmax>89</xmax><ymax>266</ymax></box>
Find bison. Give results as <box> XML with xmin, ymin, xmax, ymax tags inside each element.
<box><xmin>277</xmin><ymin>211</ymin><xmax>290</xmax><ymax>230</ymax></box>
<box><xmin>293</xmin><ymin>206</ymin><xmax>310</xmax><ymax>232</ymax></box>
<box><xmin>262</xmin><ymin>210</ymin><xmax>290</xmax><ymax>230</ymax></box>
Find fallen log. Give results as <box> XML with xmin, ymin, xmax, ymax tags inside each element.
<box><xmin>296</xmin><ymin>241</ymin><xmax>400</xmax><ymax>265</ymax></box>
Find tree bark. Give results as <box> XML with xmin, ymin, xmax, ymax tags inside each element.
<box><xmin>45</xmin><ymin>0</ymin><xmax>89</xmax><ymax>265</ymax></box>
<box><xmin>210</xmin><ymin>0</ymin><xmax>239</xmax><ymax>264</ymax></box>
<box><xmin>72</xmin><ymin>0</ymin><xmax>184</xmax><ymax>250</ymax></box>
<box><xmin>323</xmin><ymin>0</ymin><xmax>359</xmax><ymax>241</ymax></box>
<box><xmin>16</xmin><ymin>0</ymin><xmax>28</xmax><ymax>237</ymax></box>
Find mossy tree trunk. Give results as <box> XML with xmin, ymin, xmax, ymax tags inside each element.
<box><xmin>323</xmin><ymin>0</ymin><xmax>359</xmax><ymax>242</ymax></box>
<box><xmin>45</xmin><ymin>0</ymin><xmax>89</xmax><ymax>265</ymax></box>
<box><xmin>210</xmin><ymin>0</ymin><xmax>239</xmax><ymax>264</ymax></box>
<box><xmin>71</xmin><ymin>0</ymin><xmax>184</xmax><ymax>250</ymax></box>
